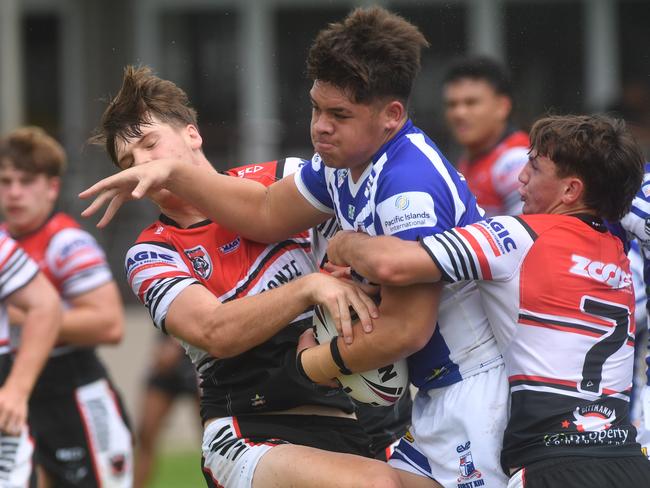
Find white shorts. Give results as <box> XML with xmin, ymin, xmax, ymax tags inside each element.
<box><xmin>389</xmin><ymin>361</ymin><xmax>509</xmax><ymax>488</ymax></box>
<box><xmin>637</xmin><ymin>384</ymin><xmax>650</xmax><ymax>458</ymax></box>
<box><xmin>201</xmin><ymin>417</ymin><xmax>273</xmax><ymax>488</ymax></box>
<box><xmin>0</xmin><ymin>428</ymin><xmax>34</xmax><ymax>488</ymax></box>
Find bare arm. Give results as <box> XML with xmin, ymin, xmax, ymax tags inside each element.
<box><xmin>57</xmin><ymin>282</ymin><xmax>124</xmax><ymax>345</ymax></box>
<box><xmin>164</xmin><ymin>272</ymin><xmax>378</xmax><ymax>358</ymax></box>
<box><xmin>0</xmin><ymin>273</ymin><xmax>61</xmax><ymax>434</ymax></box>
<box><xmin>81</xmin><ymin>159</ymin><xmax>330</xmax><ymax>242</ymax></box>
<box><xmin>327</xmin><ymin>231</ymin><xmax>442</xmax><ymax>286</ymax></box>
<box><xmin>300</xmin><ymin>282</ymin><xmax>441</xmax><ymax>382</ymax></box>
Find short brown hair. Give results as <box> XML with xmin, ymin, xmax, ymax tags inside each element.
<box><xmin>529</xmin><ymin>114</ymin><xmax>644</xmax><ymax>221</ymax></box>
<box><xmin>0</xmin><ymin>126</ymin><xmax>66</xmax><ymax>177</ymax></box>
<box><xmin>306</xmin><ymin>7</ymin><xmax>429</xmax><ymax>104</ymax></box>
<box><xmin>90</xmin><ymin>65</ymin><xmax>198</xmax><ymax>166</ymax></box>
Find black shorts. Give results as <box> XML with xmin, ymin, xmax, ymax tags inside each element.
<box><xmin>28</xmin><ymin>351</ymin><xmax>133</xmax><ymax>488</ymax></box>
<box><xmin>515</xmin><ymin>455</ymin><xmax>650</xmax><ymax>488</ymax></box>
<box><xmin>146</xmin><ymin>352</ymin><xmax>198</xmax><ymax>398</ymax></box>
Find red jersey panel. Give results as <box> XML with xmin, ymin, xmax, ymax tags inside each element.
<box><xmin>457</xmin><ymin>130</ymin><xmax>529</xmax><ymax>216</ymax></box>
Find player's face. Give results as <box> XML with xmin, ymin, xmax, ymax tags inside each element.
<box><xmin>518</xmin><ymin>153</ymin><xmax>566</xmax><ymax>214</ymax></box>
<box><xmin>0</xmin><ymin>166</ymin><xmax>59</xmax><ymax>235</ymax></box>
<box><xmin>444</xmin><ymin>79</ymin><xmax>510</xmax><ymax>151</ymax></box>
<box><xmin>114</xmin><ymin>115</ymin><xmax>202</xmax><ymax>208</ymax></box>
<box><xmin>310</xmin><ymin>80</ymin><xmax>395</xmax><ymax>178</ymax></box>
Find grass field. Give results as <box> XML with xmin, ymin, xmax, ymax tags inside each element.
<box><xmin>149</xmin><ymin>450</ymin><xmax>205</xmax><ymax>488</ymax></box>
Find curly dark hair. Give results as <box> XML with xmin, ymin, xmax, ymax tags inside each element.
<box><xmin>306</xmin><ymin>7</ymin><xmax>429</xmax><ymax>105</ymax></box>
<box><xmin>89</xmin><ymin>65</ymin><xmax>198</xmax><ymax>166</ymax></box>
<box><xmin>529</xmin><ymin>114</ymin><xmax>644</xmax><ymax>221</ymax></box>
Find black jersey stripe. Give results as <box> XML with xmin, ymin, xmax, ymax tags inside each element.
<box><xmin>441</xmin><ymin>232</ymin><xmax>470</xmax><ymax>280</ymax></box>
<box><xmin>274</xmin><ymin>158</ymin><xmax>286</xmax><ymax>181</ymax></box>
<box><xmin>513</xmin><ymin>216</ymin><xmax>538</xmax><ymax>241</ymax></box>
<box><xmin>222</xmin><ymin>240</ymin><xmax>311</xmax><ymax>302</ymax></box>
<box><xmin>519</xmin><ymin>312</ymin><xmax>611</xmax><ymax>338</ymax></box>
<box><xmin>420</xmin><ymin>238</ymin><xmax>454</xmax><ymax>282</ymax></box>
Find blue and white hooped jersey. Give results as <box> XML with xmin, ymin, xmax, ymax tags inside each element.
<box><xmin>621</xmin><ymin>163</ymin><xmax>650</xmax><ymax>386</ymax></box>
<box><xmin>295</xmin><ymin>119</ymin><xmax>502</xmax><ymax>390</ymax></box>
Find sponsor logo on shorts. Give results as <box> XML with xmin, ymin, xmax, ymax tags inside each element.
<box><xmin>56</xmin><ymin>447</ymin><xmax>86</xmax><ymax>462</ymax></box>
<box><xmin>251</xmin><ymin>394</ymin><xmax>266</xmax><ymax>408</ymax></box>
<box><xmin>184</xmin><ymin>245</ymin><xmax>213</xmax><ymax>280</ymax></box>
<box><xmin>546</xmin><ymin>404</ymin><xmax>630</xmax><ymax>447</ymax></box>
<box><xmin>110</xmin><ymin>454</ymin><xmax>127</xmax><ymax>476</ymax></box>
<box><xmin>236</xmin><ymin>165</ymin><xmax>264</xmax><ymax>177</ymax></box>
<box><xmin>456</xmin><ymin>441</ymin><xmax>484</xmax><ymax>487</ymax></box>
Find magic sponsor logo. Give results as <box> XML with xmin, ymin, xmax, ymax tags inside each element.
<box><xmin>477</xmin><ymin>218</ymin><xmax>517</xmax><ymax>256</ymax></box>
<box><xmin>219</xmin><ymin>237</ymin><xmax>241</xmax><ymax>255</ymax></box>
<box><xmin>378</xmin><ymin>191</ymin><xmax>436</xmax><ymax>235</ymax></box>
<box><xmin>125</xmin><ymin>249</ymin><xmax>174</xmax><ymax>273</ymax></box>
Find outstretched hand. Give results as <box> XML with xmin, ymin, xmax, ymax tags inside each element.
<box><xmin>79</xmin><ymin>159</ymin><xmax>176</xmax><ymax>227</ymax></box>
<box><xmin>306</xmin><ymin>273</ymin><xmax>378</xmax><ymax>345</ymax></box>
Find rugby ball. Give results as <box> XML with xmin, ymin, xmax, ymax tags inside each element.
<box><xmin>313</xmin><ymin>304</ymin><xmax>409</xmax><ymax>407</ymax></box>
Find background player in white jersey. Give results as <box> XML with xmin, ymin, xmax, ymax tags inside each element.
<box><xmin>81</xmin><ymin>8</ymin><xmax>509</xmax><ymax>487</ymax></box>
<box><xmin>443</xmin><ymin>56</ymin><xmax>529</xmax><ymax>216</ymax></box>
<box><xmin>620</xmin><ymin>162</ymin><xmax>650</xmax><ymax>456</ymax></box>
<box><xmin>0</xmin><ymin>230</ymin><xmax>60</xmax><ymax>487</ymax></box>
<box><xmin>0</xmin><ymin>127</ymin><xmax>133</xmax><ymax>487</ymax></box>
<box><xmin>326</xmin><ymin>114</ymin><xmax>650</xmax><ymax>487</ymax></box>
<box><xmin>88</xmin><ymin>65</ymin><xmax>403</xmax><ymax>488</ymax></box>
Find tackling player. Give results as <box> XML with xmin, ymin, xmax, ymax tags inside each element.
<box><xmin>88</xmin><ymin>65</ymin><xmax>402</xmax><ymax>488</ymax></box>
<box><xmin>326</xmin><ymin>114</ymin><xmax>650</xmax><ymax>487</ymax></box>
<box><xmin>81</xmin><ymin>7</ymin><xmax>510</xmax><ymax>487</ymax></box>
<box><xmin>0</xmin><ymin>127</ymin><xmax>133</xmax><ymax>487</ymax></box>
<box><xmin>443</xmin><ymin>56</ymin><xmax>529</xmax><ymax>216</ymax></box>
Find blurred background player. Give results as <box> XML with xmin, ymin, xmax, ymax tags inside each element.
<box><xmin>0</xmin><ymin>127</ymin><xmax>133</xmax><ymax>488</ymax></box>
<box><xmin>443</xmin><ymin>56</ymin><xmax>529</xmax><ymax>216</ymax></box>
<box><xmin>0</xmin><ymin>227</ymin><xmax>60</xmax><ymax>487</ymax></box>
<box><xmin>134</xmin><ymin>334</ymin><xmax>198</xmax><ymax>488</ymax></box>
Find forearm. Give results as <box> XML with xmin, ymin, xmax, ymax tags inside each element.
<box><xmin>302</xmin><ymin>283</ymin><xmax>440</xmax><ymax>382</ymax></box>
<box><xmin>330</xmin><ymin>232</ymin><xmax>441</xmax><ymax>286</ymax></box>
<box><xmin>6</xmin><ymin>304</ymin><xmax>60</xmax><ymax>396</ymax></box>
<box><xmin>176</xmin><ymin>275</ymin><xmax>320</xmax><ymax>358</ymax></box>
<box><xmin>168</xmin><ymin>164</ymin><xmax>318</xmax><ymax>243</ymax></box>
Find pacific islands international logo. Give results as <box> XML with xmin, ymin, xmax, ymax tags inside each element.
<box><xmin>394</xmin><ymin>194</ymin><xmax>410</xmax><ymax>210</ymax></box>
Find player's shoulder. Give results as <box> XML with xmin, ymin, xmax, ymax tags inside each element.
<box><xmin>228</xmin><ymin>157</ymin><xmax>308</xmax><ymax>184</ymax></box>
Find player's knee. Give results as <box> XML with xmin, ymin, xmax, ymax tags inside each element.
<box><xmin>358</xmin><ymin>464</ymin><xmax>402</xmax><ymax>488</ymax></box>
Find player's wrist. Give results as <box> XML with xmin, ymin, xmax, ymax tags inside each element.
<box><xmin>299</xmin><ymin>344</ymin><xmax>339</xmax><ymax>383</ymax></box>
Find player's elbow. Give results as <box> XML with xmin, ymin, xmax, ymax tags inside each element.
<box><xmin>392</xmin><ymin>317</ymin><xmax>434</xmax><ymax>356</ymax></box>
<box><xmin>373</xmin><ymin>258</ymin><xmax>413</xmax><ymax>286</ymax></box>
<box><xmin>102</xmin><ymin>316</ymin><xmax>124</xmax><ymax>345</ymax></box>
<box><xmin>202</xmin><ymin>325</ymin><xmax>245</xmax><ymax>359</ymax></box>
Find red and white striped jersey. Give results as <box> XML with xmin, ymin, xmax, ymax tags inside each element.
<box><xmin>8</xmin><ymin>213</ymin><xmax>112</xmax><ymax>300</ymax></box>
<box><xmin>457</xmin><ymin>130</ymin><xmax>529</xmax><ymax>217</ymax></box>
<box><xmin>0</xmin><ymin>230</ymin><xmax>39</xmax><ymax>356</ymax></box>
<box><xmin>421</xmin><ymin>214</ymin><xmax>641</xmax><ymax>468</ymax></box>
<box><xmin>6</xmin><ymin>213</ymin><xmax>113</xmax><ymax>356</ymax></box>
<box><xmin>126</xmin><ymin>159</ymin><xmax>354</xmax><ymax>420</ymax></box>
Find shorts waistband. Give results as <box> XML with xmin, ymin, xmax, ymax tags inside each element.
<box><xmin>204</xmin><ymin>404</ymin><xmax>356</xmax><ymax>427</ymax></box>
